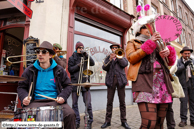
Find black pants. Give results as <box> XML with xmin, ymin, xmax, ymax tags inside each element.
<box><xmin>166</xmin><ymin>100</ymin><xmax>176</xmax><ymax>129</ymax></box>
<box><xmin>180</xmin><ymin>79</ymin><xmax>194</xmax><ymax>122</ymax></box>
<box><xmin>105</xmin><ymin>76</ymin><xmax>126</xmax><ymax>123</ymax></box>
<box><xmin>72</xmin><ymin>90</ymin><xmax>93</xmax><ymax>124</ymax></box>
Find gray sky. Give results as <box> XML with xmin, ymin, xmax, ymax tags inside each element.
<box><xmin>185</xmin><ymin>0</ymin><xmax>194</xmax><ymax>11</ymax></box>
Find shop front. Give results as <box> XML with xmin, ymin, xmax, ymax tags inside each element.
<box><xmin>66</xmin><ymin>0</ymin><xmax>134</xmax><ymax>112</ymax></box>
<box><xmin>0</xmin><ymin>0</ymin><xmax>31</xmax><ymax>113</ymax></box>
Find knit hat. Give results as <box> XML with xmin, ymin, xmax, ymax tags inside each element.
<box><xmin>34</xmin><ymin>41</ymin><xmax>55</xmax><ymax>55</ymax></box>
<box><xmin>75</xmin><ymin>41</ymin><xmax>84</xmax><ymax>50</ymax></box>
<box><xmin>53</xmin><ymin>43</ymin><xmax>62</xmax><ymax>50</ymax></box>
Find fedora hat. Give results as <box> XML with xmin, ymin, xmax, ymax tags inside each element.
<box><xmin>180</xmin><ymin>46</ymin><xmax>193</xmax><ymax>53</ymax></box>
<box><xmin>110</xmin><ymin>44</ymin><xmax>121</xmax><ymax>49</ymax></box>
<box><xmin>34</xmin><ymin>41</ymin><xmax>55</xmax><ymax>55</ymax></box>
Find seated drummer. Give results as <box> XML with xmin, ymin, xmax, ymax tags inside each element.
<box><xmin>17</xmin><ymin>41</ymin><xmax>76</xmax><ymax>129</ymax></box>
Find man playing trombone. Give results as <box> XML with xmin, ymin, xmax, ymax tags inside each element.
<box><xmin>17</xmin><ymin>41</ymin><xmax>76</xmax><ymax>129</ymax></box>
<box><xmin>68</xmin><ymin>41</ymin><xmax>95</xmax><ymax>129</ymax></box>
<box><xmin>53</xmin><ymin>43</ymin><xmax>67</xmax><ymax>69</ymax></box>
<box><xmin>101</xmin><ymin>44</ymin><xmax>131</xmax><ymax>129</ymax></box>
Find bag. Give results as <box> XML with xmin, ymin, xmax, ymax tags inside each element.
<box><xmin>171</xmin><ymin>75</ymin><xmax>185</xmax><ymax>98</ymax></box>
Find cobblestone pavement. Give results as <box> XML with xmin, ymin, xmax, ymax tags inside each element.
<box><xmin>79</xmin><ymin>98</ymin><xmax>194</xmax><ymax>129</ymax></box>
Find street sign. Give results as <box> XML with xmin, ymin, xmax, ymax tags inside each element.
<box><xmin>7</xmin><ymin>0</ymin><xmax>33</xmax><ymax>19</ymax></box>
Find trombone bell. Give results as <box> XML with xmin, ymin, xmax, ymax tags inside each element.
<box><xmin>83</xmin><ymin>69</ymin><xmax>93</xmax><ymax>76</ymax></box>
<box><xmin>115</xmin><ymin>48</ymin><xmax>124</xmax><ymax>59</ymax></box>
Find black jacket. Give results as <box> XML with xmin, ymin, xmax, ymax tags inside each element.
<box><xmin>176</xmin><ymin>57</ymin><xmax>194</xmax><ymax>88</ymax></box>
<box><xmin>68</xmin><ymin>52</ymin><xmax>95</xmax><ymax>92</ymax></box>
<box><xmin>17</xmin><ymin>64</ymin><xmax>72</xmax><ymax>104</ymax></box>
<box><xmin>102</xmin><ymin>56</ymin><xmax>128</xmax><ymax>88</ymax></box>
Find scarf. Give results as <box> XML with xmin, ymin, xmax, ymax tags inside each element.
<box><xmin>136</xmin><ymin>34</ymin><xmax>151</xmax><ymax>42</ymax></box>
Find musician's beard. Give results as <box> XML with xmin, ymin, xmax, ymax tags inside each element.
<box><xmin>136</xmin><ymin>34</ymin><xmax>151</xmax><ymax>42</ymax></box>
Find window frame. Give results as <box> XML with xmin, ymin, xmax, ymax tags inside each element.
<box><xmin>179</xmin><ymin>6</ymin><xmax>182</xmax><ymax>19</ymax></box>
<box><xmin>151</xmin><ymin>4</ymin><xmax>158</xmax><ymax>15</ymax></box>
<box><xmin>185</xmin><ymin>12</ymin><xmax>188</xmax><ymax>25</ymax></box>
<box><xmin>138</xmin><ymin>0</ymin><xmax>144</xmax><ymax>16</ymax></box>
<box><xmin>171</xmin><ymin>0</ymin><xmax>174</xmax><ymax>12</ymax></box>
<box><xmin>110</xmin><ymin>0</ymin><xmax>123</xmax><ymax>10</ymax></box>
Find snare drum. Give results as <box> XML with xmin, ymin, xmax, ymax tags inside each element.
<box><xmin>20</xmin><ymin>106</ymin><xmax>63</xmax><ymax>122</ymax></box>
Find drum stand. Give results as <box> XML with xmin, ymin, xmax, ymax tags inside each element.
<box><xmin>0</xmin><ymin>92</ymin><xmax>18</xmax><ymax>112</ymax></box>
<box><xmin>84</xmin><ymin>88</ymin><xmax>90</xmax><ymax>129</ymax></box>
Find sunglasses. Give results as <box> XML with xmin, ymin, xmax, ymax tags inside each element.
<box><xmin>35</xmin><ymin>49</ymin><xmax>49</xmax><ymax>54</ymax></box>
<box><xmin>111</xmin><ymin>47</ymin><xmax>118</xmax><ymax>49</ymax></box>
<box><xmin>78</xmin><ymin>47</ymin><xmax>84</xmax><ymax>49</ymax></box>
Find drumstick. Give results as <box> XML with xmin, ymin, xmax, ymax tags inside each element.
<box><xmin>37</xmin><ymin>94</ymin><xmax>57</xmax><ymax>101</ymax></box>
<box><xmin>28</xmin><ymin>82</ymin><xmax>33</xmax><ymax>100</ymax></box>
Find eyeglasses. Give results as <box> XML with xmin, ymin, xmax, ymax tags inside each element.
<box><xmin>78</xmin><ymin>47</ymin><xmax>84</xmax><ymax>49</ymax></box>
<box><xmin>35</xmin><ymin>49</ymin><xmax>49</xmax><ymax>54</ymax></box>
<box><xmin>111</xmin><ymin>47</ymin><xmax>118</xmax><ymax>49</ymax></box>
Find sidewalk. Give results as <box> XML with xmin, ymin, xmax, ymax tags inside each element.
<box><xmin>79</xmin><ymin>98</ymin><xmax>193</xmax><ymax>129</ymax></box>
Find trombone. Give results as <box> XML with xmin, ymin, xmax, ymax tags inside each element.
<box><xmin>77</xmin><ymin>47</ymin><xmax>93</xmax><ymax>96</ymax></box>
<box><xmin>6</xmin><ymin>54</ymin><xmax>37</xmax><ymax>65</ymax></box>
<box><xmin>6</xmin><ymin>50</ymin><xmax>67</xmax><ymax>65</ymax></box>
<box><xmin>103</xmin><ymin>48</ymin><xmax>125</xmax><ymax>66</ymax></box>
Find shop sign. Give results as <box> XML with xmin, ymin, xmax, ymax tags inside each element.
<box><xmin>7</xmin><ymin>0</ymin><xmax>33</xmax><ymax>18</ymax></box>
<box><xmin>2</xmin><ymin>50</ymin><xmax>6</xmax><ymax>58</ymax></box>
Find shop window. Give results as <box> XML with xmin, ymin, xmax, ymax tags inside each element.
<box><xmin>5</xmin><ymin>16</ymin><xmax>26</xmax><ymax>26</ymax></box>
<box><xmin>0</xmin><ymin>28</ymin><xmax>24</xmax><ymax>77</ymax></box>
<box><xmin>74</xmin><ymin>16</ymin><xmax>122</xmax><ymax>83</ymax></box>
<box><xmin>110</xmin><ymin>0</ymin><xmax>123</xmax><ymax>10</ymax></box>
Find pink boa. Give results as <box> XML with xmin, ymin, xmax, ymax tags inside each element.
<box><xmin>140</xmin><ymin>40</ymin><xmax>157</xmax><ymax>54</ymax></box>
<box><xmin>167</xmin><ymin>45</ymin><xmax>176</xmax><ymax>66</ymax></box>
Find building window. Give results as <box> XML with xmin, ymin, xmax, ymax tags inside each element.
<box><xmin>191</xmin><ymin>19</ymin><xmax>193</xmax><ymax>29</ymax></box>
<box><xmin>74</xmin><ymin>15</ymin><xmax>122</xmax><ymax>83</ymax></box>
<box><xmin>151</xmin><ymin>4</ymin><xmax>158</xmax><ymax>15</ymax></box>
<box><xmin>171</xmin><ymin>0</ymin><xmax>174</xmax><ymax>11</ymax></box>
<box><xmin>185</xmin><ymin>13</ymin><xmax>188</xmax><ymax>25</ymax></box>
<box><xmin>138</xmin><ymin>0</ymin><xmax>144</xmax><ymax>16</ymax></box>
<box><xmin>179</xmin><ymin>6</ymin><xmax>182</xmax><ymax>19</ymax></box>
<box><xmin>110</xmin><ymin>0</ymin><xmax>123</xmax><ymax>10</ymax></box>
<box><xmin>181</xmin><ymin>29</ymin><xmax>186</xmax><ymax>45</ymax></box>
<box><xmin>189</xmin><ymin>34</ymin><xmax>192</xmax><ymax>48</ymax></box>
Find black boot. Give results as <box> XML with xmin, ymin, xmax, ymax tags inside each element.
<box><xmin>87</xmin><ymin>122</ymin><xmax>92</xmax><ymax>129</ymax></box>
<box><xmin>121</xmin><ymin>122</ymin><xmax>131</xmax><ymax>129</ymax></box>
<box><xmin>101</xmin><ymin>122</ymin><xmax>111</xmax><ymax>128</ymax></box>
<box><xmin>76</xmin><ymin>123</ymin><xmax>80</xmax><ymax>129</ymax></box>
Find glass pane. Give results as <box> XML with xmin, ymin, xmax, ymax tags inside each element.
<box><xmin>74</xmin><ymin>34</ymin><xmax>114</xmax><ymax>83</ymax></box>
<box><xmin>75</xmin><ymin>20</ymin><xmax>121</xmax><ymax>44</ymax></box>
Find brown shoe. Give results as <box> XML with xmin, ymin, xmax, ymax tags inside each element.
<box><xmin>178</xmin><ymin>121</ymin><xmax>187</xmax><ymax>127</ymax></box>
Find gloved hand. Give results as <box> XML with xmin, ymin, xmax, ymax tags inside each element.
<box><xmin>184</xmin><ymin>60</ymin><xmax>192</xmax><ymax>67</ymax></box>
<box><xmin>83</xmin><ymin>52</ymin><xmax>88</xmax><ymax>57</ymax></box>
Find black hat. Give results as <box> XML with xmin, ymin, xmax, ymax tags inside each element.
<box><xmin>180</xmin><ymin>46</ymin><xmax>193</xmax><ymax>53</ymax></box>
<box><xmin>110</xmin><ymin>44</ymin><xmax>121</xmax><ymax>49</ymax></box>
<box><xmin>34</xmin><ymin>41</ymin><xmax>55</xmax><ymax>55</ymax></box>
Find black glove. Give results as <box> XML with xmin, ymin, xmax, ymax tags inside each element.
<box><xmin>184</xmin><ymin>60</ymin><xmax>192</xmax><ymax>67</ymax></box>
